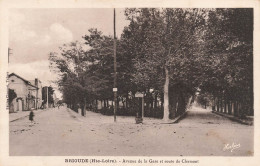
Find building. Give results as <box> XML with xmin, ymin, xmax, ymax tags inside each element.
<box><xmin>8</xmin><ymin>73</ymin><xmax>43</xmax><ymax>112</ymax></box>
<box><xmin>29</xmin><ymin>78</ymin><xmax>43</xmax><ymax>109</ymax></box>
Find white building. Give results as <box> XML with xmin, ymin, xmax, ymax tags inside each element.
<box><xmin>8</xmin><ymin>73</ymin><xmax>42</xmax><ymax>112</ymax></box>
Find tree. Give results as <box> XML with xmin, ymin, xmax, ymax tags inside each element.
<box><xmin>200</xmin><ymin>8</ymin><xmax>253</xmax><ymax>117</ymax></box>
<box><xmin>8</xmin><ymin>89</ymin><xmax>17</xmax><ymax>105</ymax></box>
<box><xmin>83</xmin><ymin>29</ymin><xmax>115</xmax><ymax>106</ymax></box>
<box><xmin>48</xmin><ymin>8</ymin><xmax>253</xmax><ymax>119</ymax></box>
<box><xmin>49</xmin><ymin>41</ymin><xmax>91</xmax><ymax>114</ymax></box>
<box><xmin>50</xmin><ymin>33</ymin><xmax>116</xmax><ymax>114</ymax></box>
<box><xmin>42</xmin><ymin>86</ymin><xmax>55</xmax><ymax>106</ymax></box>
<box><xmin>83</xmin><ymin>28</ymin><xmax>137</xmax><ymax>110</ymax></box>
<box><xmin>123</xmin><ymin>8</ymin><xmax>207</xmax><ymax>121</ymax></box>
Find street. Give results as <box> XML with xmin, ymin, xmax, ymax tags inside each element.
<box><xmin>9</xmin><ymin>106</ymin><xmax>253</xmax><ymax>156</ymax></box>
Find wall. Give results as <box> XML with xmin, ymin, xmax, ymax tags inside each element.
<box><xmin>8</xmin><ymin>75</ymin><xmax>28</xmax><ymax>99</ymax></box>
<box><xmin>8</xmin><ymin>75</ymin><xmax>38</xmax><ymax>111</ymax></box>
<box><xmin>37</xmin><ymin>80</ymin><xmax>43</xmax><ymax>108</ymax></box>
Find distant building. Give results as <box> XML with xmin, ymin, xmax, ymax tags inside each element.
<box><xmin>8</xmin><ymin>73</ymin><xmax>42</xmax><ymax>112</ymax></box>
<box><xmin>29</xmin><ymin>78</ymin><xmax>43</xmax><ymax>109</ymax></box>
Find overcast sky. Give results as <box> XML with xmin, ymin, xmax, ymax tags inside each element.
<box><xmin>8</xmin><ymin>8</ymin><xmax>130</xmax><ymax>98</ymax></box>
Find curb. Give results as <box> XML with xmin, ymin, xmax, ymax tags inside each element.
<box><xmin>10</xmin><ymin>115</ymin><xmax>30</xmax><ymax>123</ymax></box>
<box><xmin>212</xmin><ymin>111</ymin><xmax>253</xmax><ymax>126</ymax></box>
<box><xmin>161</xmin><ymin>111</ymin><xmax>188</xmax><ymax>124</ymax></box>
<box><xmin>9</xmin><ymin>109</ymin><xmax>48</xmax><ymax>123</ymax></box>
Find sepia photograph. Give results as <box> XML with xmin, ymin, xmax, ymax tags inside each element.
<box><xmin>0</xmin><ymin>0</ymin><xmax>260</xmax><ymax>166</ymax></box>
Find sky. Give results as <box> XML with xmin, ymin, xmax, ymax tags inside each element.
<box><xmin>8</xmin><ymin>8</ymin><xmax>130</xmax><ymax>99</ymax></box>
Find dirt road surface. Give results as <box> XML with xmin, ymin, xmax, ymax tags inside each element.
<box><xmin>9</xmin><ymin>106</ymin><xmax>253</xmax><ymax>156</ymax></box>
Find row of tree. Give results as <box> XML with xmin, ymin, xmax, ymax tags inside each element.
<box><xmin>49</xmin><ymin>8</ymin><xmax>253</xmax><ymax>120</ymax></box>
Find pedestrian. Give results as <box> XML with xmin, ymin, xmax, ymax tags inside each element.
<box><xmin>29</xmin><ymin>109</ymin><xmax>34</xmax><ymax>122</ymax></box>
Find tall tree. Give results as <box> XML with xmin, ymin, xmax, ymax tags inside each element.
<box><xmin>201</xmin><ymin>8</ymin><xmax>253</xmax><ymax>116</ymax></box>
<box><xmin>123</xmin><ymin>8</ymin><xmax>206</xmax><ymax>121</ymax></box>
<box><xmin>42</xmin><ymin>86</ymin><xmax>55</xmax><ymax>106</ymax></box>
<box><xmin>49</xmin><ymin>41</ymin><xmax>91</xmax><ymax>114</ymax></box>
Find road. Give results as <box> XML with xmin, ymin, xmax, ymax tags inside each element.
<box><xmin>9</xmin><ymin>106</ymin><xmax>253</xmax><ymax>156</ymax></box>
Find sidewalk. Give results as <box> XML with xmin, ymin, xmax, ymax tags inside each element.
<box><xmin>9</xmin><ymin>108</ymin><xmax>53</xmax><ymax>122</ymax></box>
<box><xmin>212</xmin><ymin>111</ymin><xmax>253</xmax><ymax>125</ymax></box>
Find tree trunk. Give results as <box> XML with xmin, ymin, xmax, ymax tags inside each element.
<box><xmin>220</xmin><ymin>97</ymin><xmax>223</xmax><ymax>113</ymax></box>
<box><xmin>104</xmin><ymin>99</ymin><xmax>107</xmax><ymax>108</ymax></box>
<box><xmin>96</xmin><ymin>99</ymin><xmax>98</xmax><ymax>111</ymax></box>
<box><xmin>217</xmin><ymin>97</ymin><xmax>219</xmax><ymax>112</ymax></box>
<box><xmin>175</xmin><ymin>101</ymin><xmax>178</xmax><ymax>116</ymax></box>
<box><xmin>81</xmin><ymin>103</ymin><xmax>84</xmax><ymax>116</ymax></box>
<box><xmin>224</xmin><ymin>99</ymin><xmax>227</xmax><ymax>113</ymax></box>
<box><xmin>83</xmin><ymin>97</ymin><xmax>86</xmax><ymax>116</ymax></box>
<box><xmin>126</xmin><ymin>92</ymin><xmax>129</xmax><ymax>109</ymax></box>
<box><xmin>234</xmin><ymin>101</ymin><xmax>237</xmax><ymax>116</ymax></box>
<box><xmin>151</xmin><ymin>96</ymin><xmax>154</xmax><ymax>109</ymax></box>
<box><xmin>122</xmin><ymin>99</ymin><xmax>125</xmax><ymax>108</ymax></box>
<box><xmin>154</xmin><ymin>93</ymin><xmax>158</xmax><ymax>108</ymax></box>
<box><xmin>163</xmin><ymin>67</ymin><xmax>170</xmax><ymax>121</ymax></box>
<box><xmin>117</xmin><ymin>97</ymin><xmax>120</xmax><ymax>108</ymax></box>
<box><xmin>228</xmin><ymin>101</ymin><xmax>232</xmax><ymax>115</ymax></box>
<box><xmin>238</xmin><ymin>102</ymin><xmax>241</xmax><ymax>117</ymax></box>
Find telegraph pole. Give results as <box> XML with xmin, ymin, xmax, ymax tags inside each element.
<box><xmin>113</xmin><ymin>8</ymin><xmax>117</xmax><ymax>122</ymax></box>
<box><xmin>46</xmin><ymin>86</ymin><xmax>49</xmax><ymax>109</ymax></box>
<box><xmin>8</xmin><ymin>48</ymin><xmax>12</xmax><ymax>63</ymax></box>
<box><xmin>36</xmin><ymin>79</ymin><xmax>38</xmax><ymax>110</ymax></box>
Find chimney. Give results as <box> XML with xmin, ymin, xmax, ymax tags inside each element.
<box><xmin>35</xmin><ymin>78</ymin><xmax>38</xmax><ymax>87</ymax></box>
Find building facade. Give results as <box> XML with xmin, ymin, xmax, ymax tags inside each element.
<box><xmin>8</xmin><ymin>73</ymin><xmax>42</xmax><ymax>112</ymax></box>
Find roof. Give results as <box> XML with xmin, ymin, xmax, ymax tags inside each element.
<box><xmin>9</xmin><ymin>73</ymin><xmax>39</xmax><ymax>89</ymax></box>
<box><xmin>29</xmin><ymin>80</ymin><xmax>35</xmax><ymax>86</ymax></box>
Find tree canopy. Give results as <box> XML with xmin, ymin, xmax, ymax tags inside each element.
<box><xmin>49</xmin><ymin>8</ymin><xmax>253</xmax><ymax>119</ymax></box>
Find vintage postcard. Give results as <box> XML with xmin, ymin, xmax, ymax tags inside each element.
<box><xmin>0</xmin><ymin>0</ymin><xmax>259</xmax><ymax>166</ymax></box>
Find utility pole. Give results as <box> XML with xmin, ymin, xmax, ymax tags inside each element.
<box><xmin>8</xmin><ymin>48</ymin><xmax>12</xmax><ymax>63</ymax></box>
<box><xmin>113</xmin><ymin>8</ymin><xmax>117</xmax><ymax>122</ymax></box>
<box><xmin>46</xmin><ymin>86</ymin><xmax>49</xmax><ymax>109</ymax></box>
<box><xmin>142</xmin><ymin>96</ymin><xmax>144</xmax><ymax>119</ymax></box>
<box><xmin>36</xmin><ymin>79</ymin><xmax>38</xmax><ymax>110</ymax></box>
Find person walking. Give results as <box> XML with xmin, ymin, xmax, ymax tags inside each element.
<box><xmin>29</xmin><ymin>109</ymin><xmax>34</xmax><ymax>122</ymax></box>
